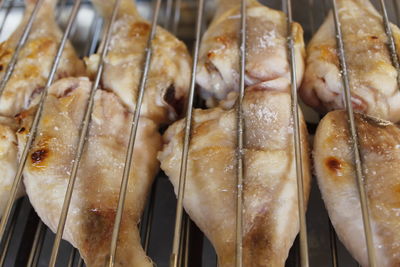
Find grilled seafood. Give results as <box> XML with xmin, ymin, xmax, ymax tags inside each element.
<box><xmin>301</xmin><ymin>0</ymin><xmax>400</xmax><ymax>122</ymax></box>
<box><xmin>314</xmin><ymin>110</ymin><xmax>400</xmax><ymax>267</ymax></box>
<box><xmin>0</xmin><ymin>0</ymin><xmax>85</xmax><ymax>117</ymax></box>
<box><xmin>196</xmin><ymin>0</ymin><xmax>305</xmax><ymax>108</ymax></box>
<box><xmin>17</xmin><ymin>78</ymin><xmax>160</xmax><ymax>266</ymax></box>
<box><xmin>159</xmin><ymin>89</ymin><xmax>311</xmax><ymax>266</ymax></box>
<box><xmin>85</xmin><ymin>0</ymin><xmax>191</xmax><ymax>125</ymax></box>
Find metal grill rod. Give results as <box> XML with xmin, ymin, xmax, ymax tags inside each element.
<box><xmin>48</xmin><ymin>0</ymin><xmax>122</xmax><ymax>265</ymax></box>
<box><xmin>26</xmin><ymin>221</ymin><xmax>46</xmax><ymax>267</ymax></box>
<box><xmin>331</xmin><ymin>0</ymin><xmax>376</xmax><ymax>266</ymax></box>
<box><xmin>329</xmin><ymin>221</ymin><xmax>338</xmax><ymax>267</ymax></box>
<box><xmin>0</xmin><ymin>0</ymin><xmax>15</xmax><ymax>37</ymax></box>
<box><xmin>0</xmin><ymin>0</ymin><xmax>82</xmax><ymax>249</ymax></box>
<box><xmin>107</xmin><ymin>0</ymin><xmax>162</xmax><ymax>265</ymax></box>
<box><xmin>0</xmin><ymin>0</ymin><xmax>45</xmax><ymax>100</ymax></box>
<box><xmin>169</xmin><ymin>0</ymin><xmax>204</xmax><ymax>266</ymax></box>
<box><xmin>377</xmin><ymin>0</ymin><xmax>400</xmax><ymax>88</ymax></box>
<box><xmin>392</xmin><ymin>0</ymin><xmax>399</xmax><ymax>26</ymax></box>
<box><xmin>234</xmin><ymin>0</ymin><xmax>246</xmax><ymax>266</ymax></box>
<box><xmin>171</xmin><ymin>0</ymin><xmax>181</xmax><ymax>35</ymax></box>
<box><xmin>0</xmin><ymin>199</ymin><xmax>22</xmax><ymax>266</ymax></box>
<box><xmin>285</xmin><ymin>0</ymin><xmax>309</xmax><ymax>266</ymax></box>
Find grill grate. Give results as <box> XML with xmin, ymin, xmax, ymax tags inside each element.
<box><xmin>0</xmin><ymin>0</ymin><xmax>398</xmax><ymax>266</ymax></box>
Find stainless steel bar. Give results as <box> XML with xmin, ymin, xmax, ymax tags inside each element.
<box><xmin>329</xmin><ymin>221</ymin><xmax>338</xmax><ymax>267</ymax></box>
<box><xmin>77</xmin><ymin>258</ymin><xmax>84</xmax><ymax>267</ymax></box>
<box><xmin>0</xmin><ymin>0</ymin><xmax>81</xmax><ymax>246</ymax></box>
<box><xmin>143</xmin><ymin>181</ymin><xmax>157</xmax><ymax>253</ymax></box>
<box><xmin>393</xmin><ymin>0</ymin><xmax>400</xmax><ymax>26</ymax></box>
<box><xmin>67</xmin><ymin>247</ymin><xmax>77</xmax><ymax>267</ymax></box>
<box><xmin>183</xmin><ymin>217</ymin><xmax>190</xmax><ymax>267</ymax></box>
<box><xmin>48</xmin><ymin>0</ymin><xmax>121</xmax><ymax>266</ymax></box>
<box><xmin>83</xmin><ymin>15</ymin><xmax>102</xmax><ymax>57</ymax></box>
<box><xmin>108</xmin><ymin>1</ymin><xmax>162</xmax><ymax>265</ymax></box>
<box><xmin>0</xmin><ymin>0</ymin><xmax>45</xmax><ymax>100</ymax></box>
<box><xmin>285</xmin><ymin>0</ymin><xmax>309</xmax><ymax>266</ymax></box>
<box><xmin>0</xmin><ymin>0</ymin><xmax>15</xmax><ymax>37</ymax></box>
<box><xmin>171</xmin><ymin>0</ymin><xmax>181</xmax><ymax>35</ymax></box>
<box><xmin>170</xmin><ymin>0</ymin><xmax>204</xmax><ymax>265</ymax></box>
<box><xmin>26</xmin><ymin>221</ymin><xmax>46</xmax><ymax>267</ymax></box>
<box><xmin>177</xmin><ymin>214</ymin><xmax>186</xmax><ymax>267</ymax></box>
<box><xmin>331</xmin><ymin>1</ymin><xmax>376</xmax><ymax>266</ymax></box>
<box><xmin>307</xmin><ymin>0</ymin><xmax>315</xmax><ymax>34</ymax></box>
<box><xmin>235</xmin><ymin>1</ymin><xmax>246</xmax><ymax>266</ymax></box>
<box><xmin>163</xmin><ymin>0</ymin><xmax>173</xmax><ymax>29</ymax></box>
<box><xmin>0</xmin><ymin>216</ymin><xmax>15</xmax><ymax>266</ymax></box>
<box><xmin>0</xmin><ymin>199</ymin><xmax>22</xmax><ymax>267</ymax></box>
<box><xmin>377</xmin><ymin>0</ymin><xmax>400</xmax><ymax>88</ymax></box>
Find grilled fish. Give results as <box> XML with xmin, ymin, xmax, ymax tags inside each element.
<box><xmin>85</xmin><ymin>0</ymin><xmax>191</xmax><ymax>125</ymax></box>
<box><xmin>17</xmin><ymin>77</ymin><xmax>160</xmax><ymax>266</ymax></box>
<box><xmin>196</xmin><ymin>0</ymin><xmax>305</xmax><ymax>108</ymax></box>
<box><xmin>314</xmin><ymin>110</ymin><xmax>400</xmax><ymax>266</ymax></box>
<box><xmin>301</xmin><ymin>0</ymin><xmax>400</xmax><ymax>122</ymax></box>
<box><xmin>0</xmin><ymin>0</ymin><xmax>85</xmax><ymax>117</ymax></box>
<box><xmin>159</xmin><ymin>89</ymin><xmax>311</xmax><ymax>266</ymax></box>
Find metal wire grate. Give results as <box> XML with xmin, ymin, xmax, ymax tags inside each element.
<box><xmin>0</xmin><ymin>0</ymin><xmax>398</xmax><ymax>266</ymax></box>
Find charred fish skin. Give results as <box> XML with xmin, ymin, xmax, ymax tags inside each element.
<box><xmin>86</xmin><ymin>0</ymin><xmax>191</xmax><ymax>126</ymax></box>
<box><xmin>17</xmin><ymin>77</ymin><xmax>160</xmax><ymax>267</ymax></box>
<box><xmin>159</xmin><ymin>89</ymin><xmax>311</xmax><ymax>267</ymax></box>
<box><xmin>196</xmin><ymin>0</ymin><xmax>305</xmax><ymax>109</ymax></box>
<box><xmin>0</xmin><ymin>0</ymin><xmax>85</xmax><ymax>118</ymax></box>
<box><xmin>314</xmin><ymin>110</ymin><xmax>400</xmax><ymax>266</ymax></box>
<box><xmin>301</xmin><ymin>0</ymin><xmax>400</xmax><ymax>122</ymax></box>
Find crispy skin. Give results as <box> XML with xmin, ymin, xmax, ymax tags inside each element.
<box><xmin>18</xmin><ymin>78</ymin><xmax>160</xmax><ymax>267</ymax></box>
<box><xmin>301</xmin><ymin>0</ymin><xmax>400</xmax><ymax>122</ymax></box>
<box><xmin>86</xmin><ymin>0</ymin><xmax>191</xmax><ymax>125</ymax></box>
<box><xmin>159</xmin><ymin>90</ymin><xmax>311</xmax><ymax>266</ymax></box>
<box><xmin>314</xmin><ymin>110</ymin><xmax>400</xmax><ymax>266</ymax></box>
<box><xmin>196</xmin><ymin>0</ymin><xmax>305</xmax><ymax>108</ymax></box>
<box><xmin>0</xmin><ymin>0</ymin><xmax>85</xmax><ymax>117</ymax></box>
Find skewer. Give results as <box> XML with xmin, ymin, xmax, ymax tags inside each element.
<box><xmin>169</xmin><ymin>0</ymin><xmax>204</xmax><ymax>266</ymax></box>
<box><xmin>329</xmin><ymin>221</ymin><xmax>338</xmax><ymax>267</ymax></box>
<box><xmin>107</xmin><ymin>1</ymin><xmax>162</xmax><ymax>266</ymax></box>
<box><xmin>331</xmin><ymin>1</ymin><xmax>376</xmax><ymax>266</ymax></box>
<box><xmin>377</xmin><ymin>0</ymin><xmax>400</xmax><ymax>88</ymax></box>
<box><xmin>48</xmin><ymin>0</ymin><xmax>122</xmax><ymax>266</ymax></box>
<box><xmin>26</xmin><ymin>221</ymin><xmax>46</xmax><ymax>267</ymax></box>
<box><xmin>0</xmin><ymin>0</ymin><xmax>81</xmax><ymax>250</ymax></box>
<box><xmin>234</xmin><ymin>0</ymin><xmax>247</xmax><ymax>266</ymax></box>
<box><xmin>0</xmin><ymin>0</ymin><xmax>45</xmax><ymax>100</ymax></box>
<box><xmin>285</xmin><ymin>0</ymin><xmax>309</xmax><ymax>266</ymax></box>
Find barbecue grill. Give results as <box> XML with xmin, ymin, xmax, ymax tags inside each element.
<box><xmin>0</xmin><ymin>0</ymin><xmax>399</xmax><ymax>266</ymax></box>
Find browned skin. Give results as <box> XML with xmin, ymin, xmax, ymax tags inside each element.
<box><xmin>301</xmin><ymin>0</ymin><xmax>400</xmax><ymax>122</ymax></box>
<box><xmin>18</xmin><ymin>78</ymin><xmax>160</xmax><ymax>267</ymax></box>
<box><xmin>159</xmin><ymin>89</ymin><xmax>311</xmax><ymax>267</ymax></box>
<box><xmin>314</xmin><ymin>110</ymin><xmax>400</xmax><ymax>266</ymax></box>
<box><xmin>0</xmin><ymin>0</ymin><xmax>85</xmax><ymax>117</ymax></box>
<box><xmin>86</xmin><ymin>0</ymin><xmax>191</xmax><ymax>125</ymax></box>
<box><xmin>196</xmin><ymin>0</ymin><xmax>305</xmax><ymax>108</ymax></box>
